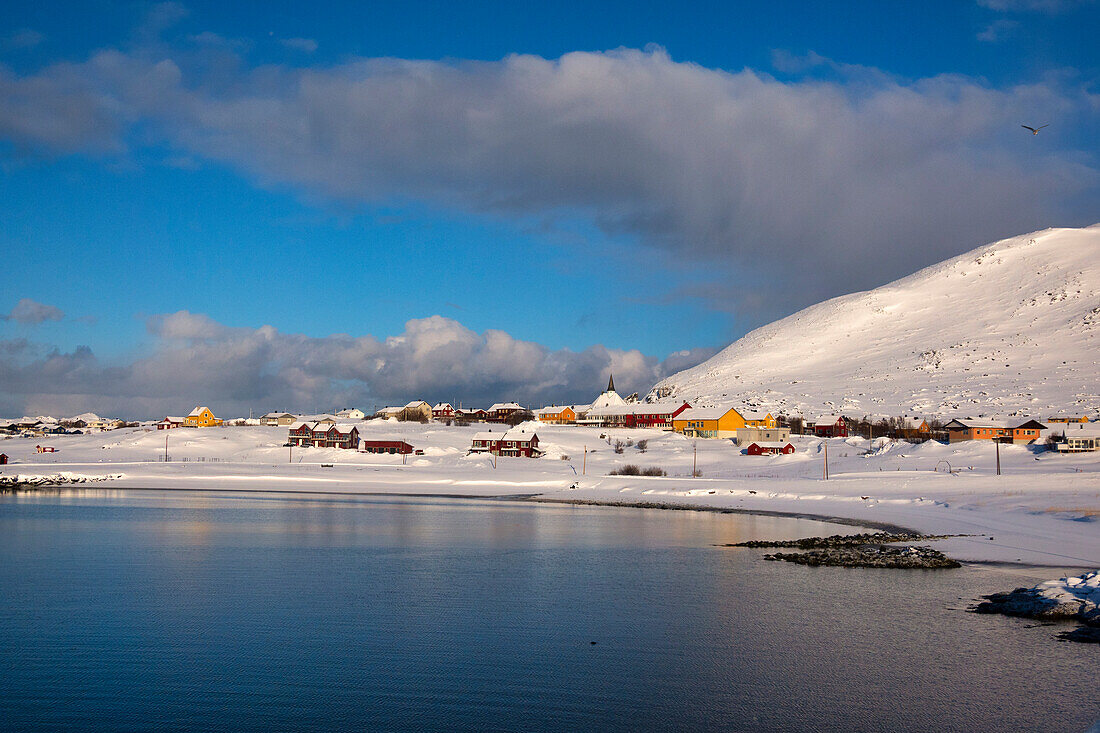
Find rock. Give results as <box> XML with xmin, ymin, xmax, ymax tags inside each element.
<box><xmin>763</xmin><ymin>545</ymin><xmax>961</xmax><ymax>569</ymax></box>
<box><xmin>725</xmin><ymin>531</ymin><xmax>956</xmax><ymax>549</ymax></box>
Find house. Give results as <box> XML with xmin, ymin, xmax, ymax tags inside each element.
<box><xmin>296</xmin><ymin>413</ymin><xmax>337</xmax><ymax>425</ymax></box>
<box><xmin>401</xmin><ymin>401</ymin><xmax>433</xmax><ymax>422</ymax></box>
<box><xmin>487</xmin><ymin>402</ymin><xmax>527</xmax><ymax>423</ymax></box>
<box><xmin>455</xmin><ymin>408</ymin><xmax>488</xmax><ymax>422</ymax></box>
<box><xmin>361</xmin><ymin>440</ymin><xmax>414</xmax><ymax>455</ymax></box>
<box><xmin>375</xmin><ymin>406</ymin><xmax>404</xmax><ymax>419</ymax></box>
<box><xmin>672</xmin><ymin>406</ymin><xmax>747</xmax><ymax>439</ymax></box>
<box><xmin>183</xmin><ymin>407</ymin><xmax>223</xmax><ymax>428</ymax></box>
<box><xmin>579</xmin><ymin>401</ymin><xmax>692</xmax><ymax>430</ymax></box>
<box><xmin>1047</xmin><ymin>415</ymin><xmax>1090</xmax><ymax>424</ymax></box>
<box><xmin>745</xmin><ymin>441</ymin><xmax>796</xmax><ymax>456</ymax></box>
<box><xmin>735</xmin><ymin>426</ymin><xmax>792</xmax><ymax>446</ymax></box>
<box><xmin>1052</xmin><ymin>423</ymin><xmax>1100</xmax><ymax>453</ymax></box>
<box><xmin>811</xmin><ymin>415</ymin><xmax>851</xmax><ymax>438</ymax></box>
<box><xmin>156</xmin><ymin>416</ymin><xmax>185</xmax><ymax>430</ymax></box>
<box><xmin>36</xmin><ymin>445</ymin><xmax>57</xmax><ymax>453</ymax></box>
<box><xmin>432</xmin><ymin>403</ymin><xmax>455</xmax><ymax>420</ymax></box>
<box><xmin>336</xmin><ymin>408</ymin><xmax>366</xmax><ymax>420</ymax></box>
<box><xmin>943</xmin><ymin>418</ymin><xmax>1047</xmax><ymax>445</ymax></box>
<box><xmin>260</xmin><ymin>412</ymin><xmax>298</xmax><ymax>426</ymax></box>
<box><xmin>0</xmin><ymin>453</ymin><xmax>7</xmax><ymax>465</ymax></box>
<box><xmin>742</xmin><ymin>410</ymin><xmax>778</xmax><ymax>429</ymax></box>
<box><xmin>468</xmin><ymin>428</ymin><xmax>542</xmax><ymax>457</ymax></box>
<box><xmin>893</xmin><ymin>416</ymin><xmax>932</xmax><ymax>442</ymax></box>
<box><xmin>536</xmin><ymin>406</ymin><xmax>576</xmax><ymax>425</ymax></box>
<box><xmin>287</xmin><ymin>422</ymin><xmax>360</xmax><ymax>449</ymax></box>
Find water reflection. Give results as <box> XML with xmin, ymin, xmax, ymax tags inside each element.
<box><xmin>0</xmin><ymin>490</ymin><xmax>1096</xmax><ymax>732</ymax></box>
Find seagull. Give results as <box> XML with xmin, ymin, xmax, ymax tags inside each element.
<box><xmin>1021</xmin><ymin>124</ymin><xmax>1049</xmax><ymax>135</ymax></box>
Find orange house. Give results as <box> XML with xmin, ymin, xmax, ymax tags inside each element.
<box><xmin>943</xmin><ymin>418</ymin><xmax>1045</xmax><ymax>445</ymax></box>
<box><xmin>536</xmin><ymin>406</ymin><xmax>576</xmax><ymax>425</ymax></box>
<box><xmin>183</xmin><ymin>406</ymin><xmax>223</xmax><ymax>428</ymax></box>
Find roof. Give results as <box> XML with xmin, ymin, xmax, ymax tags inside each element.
<box><xmin>741</xmin><ymin>409</ymin><xmax>771</xmax><ymax>420</ymax></box>
<box><xmin>750</xmin><ymin>441</ymin><xmax>794</xmax><ymax>449</ymax></box>
<box><xmin>404</xmin><ymin>401</ymin><xmax>430</xmax><ymax>409</ymax></box>
<box><xmin>535</xmin><ymin>405</ymin><xmax>574</xmax><ymax>416</ymax></box>
<box><xmin>1057</xmin><ymin>423</ymin><xmax>1100</xmax><ymax>438</ymax></box>
<box><xmin>159</xmin><ymin>416</ymin><xmax>185</xmax><ymax>422</ymax></box>
<box><xmin>432</xmin><ymin>403</ymin><xmax>453</xmax><ymax>410</ymax></box>
<box><xmin>812</xmin><ymin>414</ymin><xmax>845</xmax><ymax>424</ymax></box>
<box><xmin>675</xmin><ymin>406</ymin><xmax>740</xmax><ymax>421</ymax></box>
<box><xmin>944</xmin><ymin>418</ymin><xmax>1046</xmax><ymax>430</ymax></box>
<box><xmin>376</xmin><ymin>406</ymin><xmax>403</xmax><ymax>414</ymax></box>
<box><xmin>503</xmin><ymin>428</ymin><xmax>538</xmax><ymax>442</ymax></box>
<box><xmin>488</xmin><ymin>402</ymin><xmax>524</xmax><ymax>411</ymax></box>
<box><xmin>188</xmin><ymin>406</ymin><xmax>210</xmax><ymax>417</ymax></box>
<box><xmin>472</xmin><ymin>431</ymin><xmax>500</xmax><ymax>441</ymax></box>
<box><xmin>586</xmin><ymin>401</ymin><xmax>690</xmax><ymax>417</ymax></box>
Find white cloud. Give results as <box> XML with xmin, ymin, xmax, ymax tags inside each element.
<box><xmin>1</xmin><ymin>298</ymin><xmax>65</xmax><ymax>324</ymax></box>
<box><xmin>977</xmin><ymin>19</ymin><xmax>1019</xmax><ymax>41</ymax></box>
<box><xmin>0</xmin><ymin>312</ymin><xmax>713</xmax><ymax>418</ymax></box>
<box><xmin>0</xmin><ymin>44</ymin><xmax>1097</xmax><ymax>312</ymax></box>
<box><xmin>977</xmin><ymin>0</ymin><xmax>1093</xmax><ymax>11</ymax></box>
<box><xmin>280</xmin><ymin>37</ymin><xmax>318</xmax><ymax>53</ymax></box>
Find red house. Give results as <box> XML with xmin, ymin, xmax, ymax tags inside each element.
<box><xmin>456</xmin><ymin>408</ymin><xmax>488</xmax><ymax>422</ymax></box>
<box><xmin>745</xmin><ymin>441</ymin><xmax>796</xmax><ymax>456</ymax></box>
<box><xmin>580</xmin><ymin>401</ymin><xmax>691</xmax><ymax>430</ymax></box>
<box><xmin>487</xmin><ymin>402</ymin><xmax>526</xmax><ymax>423</ymax></box>
<box><xmin>432</xmin><ymin>403</ymin><xmax>455</xmax><ymax>420</ymax></box>
<box><xmin>288</xmin><ymin>422</ymin><xmax>359</xmax><ymax>449</ymax></box>
<box><xmin>0</xmin><ymin>453</ymin><xmax>8</xmax><ymax>464</ymax></box>
<box><xmin>811</xmin><ymin>415</ymin><xmax>850</xmax><ymax>438</ymax></box>
<box><xmin>361</xmin><ymin>440</ymin><xmax>414</xmax><ymax>455</ymax></box>
<box><xmin>469</xmin><ymin>429</ymin><xmax>542</xmax><ymax>457</ymax></box>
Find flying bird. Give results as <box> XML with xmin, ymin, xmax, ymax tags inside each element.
<box><xmin>1021</xmin><ymin>124</ymin><xmax>1049</xmax><ymax>135</ymax></box>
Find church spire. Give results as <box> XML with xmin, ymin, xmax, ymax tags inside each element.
<box><xmin>606</xmin><ymin>373</ymin><xmax>615</xmax><ymax>393</ymax></box>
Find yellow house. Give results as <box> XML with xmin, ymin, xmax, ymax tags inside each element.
<box><xmin>1047</xmin><ymin>415</ymin><xmax>1090</xmax><ymax>424</ymax></box>
<box><xmin>742</xmin><ymin>410</ymin><xmax>777</xmax><ymax>429</ymax></box>
<box><xmin>672</xmin><ymin>406</ymin><xmax>747</xmax><ymax>439</ymax></box>
<box><xmin>536</xmin><ymin>406</ymin><xmax>577</xmax><ymax>425</ymax></box>
<box><xmin>183</xmin><ymin>406</ymin><xmax>223</xmax><ymax>427</ymax></box>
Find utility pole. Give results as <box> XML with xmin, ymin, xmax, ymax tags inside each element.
<box><xmin>165</xmin><ymin>432</ymin><xmax>169</xmax><ymax>462</ymax></box>
<box><xmin>995</xmin><ymin>439</ymin><xmax>1001</xmax><ymax>476</ymax></box>
<box><xmin>289</xmin><ymin>443</ymin><xmax>293</xmax><ymax>464</ymax></box>
<box><xmin>693</xmin><ymin>442</ymin><xmax>698</xmax><ymax>477</ymax></box>
<box><xmin>583</xmin><ymin>446</ymin><xmax>587</xmax><ymax>475</ymax></box>
<box><xmin>823</xmin><ymin>442</ymin><xmax>829</xmax><ymax>480</ymax></box>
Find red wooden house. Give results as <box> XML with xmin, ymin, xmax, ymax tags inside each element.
<box><xmin>580</xmin><ymin>401</ymin><xmax>691</xmax><ymax>430</ymax></box>
<box><xmin>361</xmin><ymin>440</ymin><xmax>414</xmax><ymax>455</ymax></box>
<box><xmin>468</xmin><ymin>429</ymin><xmax>542</xmax><ymax>457</ymax></box>
<box><xmin>811</xmin><ymin>415</ymin><xmax>850</xmax><ymax>438</ymax></box>
<box><xmin>288</xmin><ymin>422</ymin><xmax>359</xmax><ymax>449</ymax></box>
<box><xmin>432</xmin><ymin>403</ymin><xmax>455</xmax><ymax>420</ymax></box>
<box><xmin>745</xmin><ymin>441</ymin><xmax>796</xmax><ymax>456</ymax></box>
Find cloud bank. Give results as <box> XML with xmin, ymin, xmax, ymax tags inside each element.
<box><xmin>0</xmin><ymin>312</ymin><xmax>716</xmax><ymax>419</ymax></box>
<box><xmin>1</xmin><ymin>38</ymin><xmax>1096</xmax><ymax>308</ymax></box>
<box><xmin>1</xmin><ymin>298</ymin><xmax>65</xmax><ymax>325</ymax></box>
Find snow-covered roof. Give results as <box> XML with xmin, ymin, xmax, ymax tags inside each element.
<box><xmin>488</xmin><ymin>402</ymin><xmax>524</xmax><ymax>411</ymax></box>
<box><xmin>741</xmin><ymin>409</ymin><xmax>772</xmax><ymax>421</ymax></box>
<box><xmin>589</xmin><ymin>390</ymin><xmax>626</xmax><ymax>409</ymax></box>
<box><xmin>586</xmin><ymin>401</ymin><xmax>689</xmax><ymax>417</ymax></box>
<box><xmin>1054</xmin><ymin>423</ymin><xmax>1100</xmax><ymax>438</ymax></box>
<box><xmin>188</xmin><ymin>406</ymin><xmax>210</xmax><ymax>417</ymax></box>
<box><xmin>750</xmin><ymin>441</ymin><xmax>793</xmax><ymax>449</ymax></box>
<box><xmin>159</xmin><ymin>416</ymin><xmax>185</xmax><ymax>422</ymax></box>
<box><xmin>503</xmin><ymin>428</ymin><xmax>538</xmax><ymax>442</ymax></box>
<box><xmin>432</xmin><ymin>403</ymin><xmax>453</xmax><ymax>410</ymax></box>
<box><xmin>535</xmin><ymin>405</ymin><xmax>574</xmax><ymax>416</ymax></box>
<box><xmin>471</xmin><ymin>431</ymin><xmax>500</xmax><ymax>442</ymax></box>
<box><xmin>376</xmin><ymin>406</ymin><xmax>403</xmax><ymax>414</ymax></box>
<box><xmin>676</xmin><ymin>406</ymin><xmax>739</xmax><ymax>421</ymax></box>
<box><xmin>404</xmin><ymin>400</ymin><xmax>430</xmax><ymax>409</ymax></box>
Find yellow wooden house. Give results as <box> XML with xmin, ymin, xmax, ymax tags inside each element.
<box><xmin>672</xmin><ymin>406</ymin><xmax>747</xmax><ymax>439</ymax></box>
<box><xmin>1046</xmin><ymin>415</ymin><xmax>1090</xmax><ymax>424</ymax></box>
<box><xmin>742</xmin><ymin>410</ymin><xmax>777</xmax><ymax>429</ymax></box>
<box><xmin>183</xmin><ymin>406</ymin><xmax>223</xmax><ymax>427</ymax></box>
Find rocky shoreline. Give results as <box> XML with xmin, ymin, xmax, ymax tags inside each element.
<box><xmin>971</xmin><ymin>571</ymin><xmax>1100</xmax><ymax>644</ymax></box>
<box><xmin>721</xmin><ymin>531</ymin><xmax>963</xmax><ymax>569</ymax></box>
<box><xmin>764</xmin><ymin>545</ymin><xmax>961</xmax><ymax>569</ymax></box>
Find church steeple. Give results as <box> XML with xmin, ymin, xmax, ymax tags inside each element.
<box><xmin>606</xmin><ymin>374</ymin><xmax>615</xmax><ymax>393</ymax></box>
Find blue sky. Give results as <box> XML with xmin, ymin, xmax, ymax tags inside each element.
<box><xmin>1</xmin><ymin>0</ymin><xmax>1098</xmax><ymax>417</ymax></box>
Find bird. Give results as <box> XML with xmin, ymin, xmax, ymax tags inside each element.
<box><xmin>1021</xmin><ymin>124</ymin><xmax>1049</xmax><ymax>135</ymax></box>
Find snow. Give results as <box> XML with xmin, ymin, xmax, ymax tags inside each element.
<box><xmin>2</xmin><ymin>423</ymin><xmax>1098</xmax><ymax>569</ymax></box>
<box><xmin>1033</xmin><ymin>570</ymin><xmax>1100</xmax><ymax>609</ymax></box>
<box><xmin>650</xmin><ymin>225</ymin><xmax>1100</xmax><ymax>420</ymax></box>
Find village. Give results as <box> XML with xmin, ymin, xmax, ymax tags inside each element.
<box><xmin>2</xmin><ymin>375</ymin><xmax>1097</xmax><ymax>468</ymax></box>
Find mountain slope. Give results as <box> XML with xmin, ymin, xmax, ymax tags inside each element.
<box><xmin>651</xmin><ymin>225</ymin><xmax>1100</xmax><ymax>419</ymax></box>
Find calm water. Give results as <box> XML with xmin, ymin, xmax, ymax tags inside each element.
<box><xmin>0</xmin><ymin>490</ymin><xmax>1096</xmax><ymax>732</ymax></box>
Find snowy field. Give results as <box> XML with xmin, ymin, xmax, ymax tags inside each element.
<box><xmin>2</xmin><ymin>421</ymin><xmax>1098</xmax><ymax>568</ymax></box>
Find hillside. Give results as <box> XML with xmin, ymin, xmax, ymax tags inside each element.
<box><xmin>650</xmin><ymin>225</ymin><xmax>1100</xmax><ymax>419</ymax></box>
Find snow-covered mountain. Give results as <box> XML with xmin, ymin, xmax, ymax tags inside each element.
<box><xmin>650</xmin><ymin>225</ymin><xmax>1100</xmax><ymax>419</ymax></box>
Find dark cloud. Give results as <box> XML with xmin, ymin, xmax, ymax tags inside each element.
<box><xmin>1</xmin><ymin>298</ymin><xmax>65</xmax><ymax>324</ymax></box>
<box><xmin>0</xmin><ymin>312</ymin><xmax>714</xmax><ymax>419</ymax></box>
<box><xmin>0</xmin><ymin>42</ymin><xmax>1097</xmax><ymax>314</ymax></box>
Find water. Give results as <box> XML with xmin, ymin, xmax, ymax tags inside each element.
<box><xmin>0</xmin><ymin>489</ymin><xmax>1096</xmax><ymax>732</ymax></box>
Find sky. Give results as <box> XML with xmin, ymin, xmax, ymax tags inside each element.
<box><xmin>1</xmin><ymin>0</ymin><xmax>1098</xmax><ymax>418</ymax></box>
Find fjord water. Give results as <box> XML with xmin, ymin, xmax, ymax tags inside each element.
<box><xmin>0</xmin><ymin>491</ymin><xmax>1095</xmax><ymax>732</ymax></box>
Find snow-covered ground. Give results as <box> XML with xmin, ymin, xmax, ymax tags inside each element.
<box><xmin>651</xmin><ymin>224</ymin><xmax>1099</xmax><ymax>419</ymax></box>
<box><xmin>3</xmin><ymin>421</ymin><xmax>1098</xmax><ymax>568</ymax></box>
